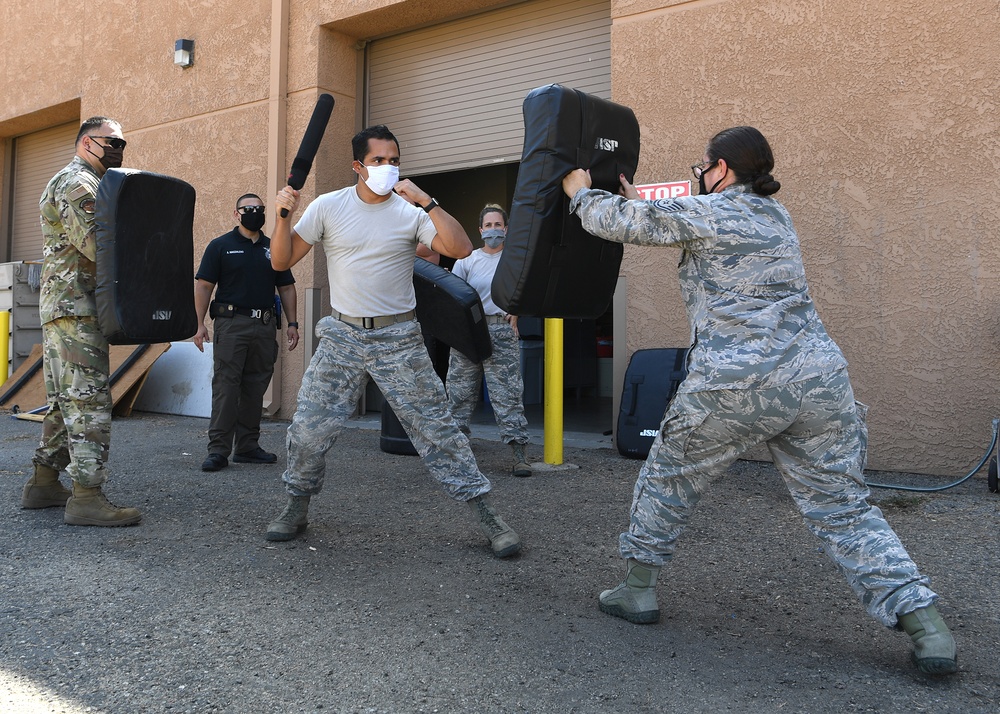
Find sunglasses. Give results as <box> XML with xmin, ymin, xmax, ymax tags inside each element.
<box><xmin>89</xmin><ymin>135</ymin><xmax>127</xmax><ymax>150</ymax></box>
<box><xmin>237</xmin><ymin>205</ymin><xmax>266</xmax><ymax>215</ymax></box>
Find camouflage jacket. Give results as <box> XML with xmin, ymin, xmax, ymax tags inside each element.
<box><xmin>570</xmin><ymin>184</ymin><xmax>848</xmax><ymax>392</ymax></box>
<box><xmin>39</xmin><ymin>156</ymin><xmax>102</xmax><ymax>325</ymax></box>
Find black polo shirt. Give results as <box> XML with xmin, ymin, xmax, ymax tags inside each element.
<box><xmin>196</xmin><ymin>228</ymin><xmax>295</xmax><ymax>310</ymax></box>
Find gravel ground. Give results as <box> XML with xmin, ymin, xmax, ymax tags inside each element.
<box><xmin>1</xmin><ymin>411</ymin><xmax>997</xmax><ymax>713</ymax></box>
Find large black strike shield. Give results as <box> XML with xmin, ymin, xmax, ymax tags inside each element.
<box><xmin>413</xmin><ymin>257</ymin><xmax>492</xmax><ymax>364</ymax></box>
<box><xmin>493</xmin><ymin>84</ymin><xmax>640</xmax><ymax>319</ymax></box>
<box><xmin>617</xmin><ymin>348</ymin><xmax>689</xmax><ymax>460</ymax></box>
<box><xmin>95</xmin><ymin>168</ymin><xmax>197</xmax><ymax>344</ymax></box>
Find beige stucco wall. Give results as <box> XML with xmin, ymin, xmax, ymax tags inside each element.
<box><xmin>0</xmin><ymin>0</ymin><xmax>344</xmax><ymax>419</ymax></box>
<box><xmin>608</xmin><ymin>0</ymin><xmax>1000</xmax><ymax>474</ymax></box>
<box><xmin>2</xmin><ymin>0</ymin><xmax>998</xmax><ymax>473</ymax></box>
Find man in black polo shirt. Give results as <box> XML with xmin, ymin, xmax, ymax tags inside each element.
<box><xmin>193</xmin><ymin>193</ymin><xmax>299</xmax><ymax>472</ymax></box>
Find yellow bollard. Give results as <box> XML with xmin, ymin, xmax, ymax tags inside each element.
<box><xmin>0</xmin><ymin>310</ymin><xmax>9</xmax><ymax>384</ymax></box>
<box><xmin>543</xmin><ymin>317</ymin><xmax>563</xmax><ymax>465</ymax></box>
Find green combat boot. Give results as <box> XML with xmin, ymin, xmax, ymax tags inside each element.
<box><xmin>21</xmin><ymin>463</ymin><xmax>72</xmax><ymax>509</ymax></box>
<box><xmin>511</xmin><ymin>443</ymin><xmax>532</xmax><ymax>478</ymax></box>
<box><xmin>64</xmin><ymin>484</ymin><xmax>141</xmax><ymax>527</ymax></box>
<box><xmin>467</xmin><ymin>495</ymin><xmax>521</xmax><ymax>558</ymax></box>
<box><xmin>266</xmin><ymin>495</ymin><xmax>310</xmax><ymax>541</ymax></box>
<box><xmin>898</xmin><ymin>605</ymin><xmax>958</xmax><ymax>675</ymax></box>
<box><xmin>598</xmin><ymin>559</ymin><xmax>661</xmax><ymax>624</ymax></box>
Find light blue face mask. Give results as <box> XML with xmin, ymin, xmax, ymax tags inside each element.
<box><xmin>482</xmin><ymin>228</ymin><xmax>505</xmax><ymax>248</ymax></box>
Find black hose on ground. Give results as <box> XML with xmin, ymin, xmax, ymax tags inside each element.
<box><xmin>866</xmin><ymin>418</ymin><xmax>999</xmax><ymax>493</ymax></box>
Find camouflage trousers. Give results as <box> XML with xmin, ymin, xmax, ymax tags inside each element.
<box><xmin>447</xmin><ymin>320</ymin><xmax>529</xmax><ymax>445</ymax></box>
<box><xmin>621</xmin><ymin>369</ymin><xmax>937</xmax><ymax>627</ymax></box>
<box><xmin>33</xmin><ymin>316</ymin><xmax>112</xmax><ymax>487</ymax></box>
<box><xmin>282</xmin><ymin>316</ymin><xmax>491</xmax><ymax>501</ymax></box>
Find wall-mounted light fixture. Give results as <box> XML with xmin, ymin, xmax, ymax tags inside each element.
<box><xmin>174</xmin><ymin>39</ymin><xmax>194</xmax><ymax>68</ymax></box>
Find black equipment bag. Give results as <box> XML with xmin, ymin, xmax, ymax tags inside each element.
<box><xmin>492</xmin><ymin>83</ymin><xmax>640</xmax><ymax>319</ymax></box>
<box><xmin>412</xmin><ymin>258</ymin><xmax>492</xmax><ymax>364</ymax></box>
<box><xmin>617</xmin><ymin>348</ymin><xmax>689</xmax><ymax>460</ymax></box>
<box><xmin>95</xmin><ymin>168</ymin><xmax>198</xmax><ymax>344</ymax></box>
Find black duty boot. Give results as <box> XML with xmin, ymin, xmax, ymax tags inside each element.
<box><xmin>266</xmin><ymin>495</ymin><xmax>310</xmax><ymax>541</ymax></box>
<box><xmin>234</xmin><ymin>447</ymin><xmax>277</xmax><ymax>464</ymax></box>
<box><xmin>899</xmin><ymin>605</ymin><xmax>958</xmax><ymax>675</ymax></box>
<box><xmin>21</xmin><ymin>463</ymin><xmax>72</xmax><ymax>509</ymax></box>
<box><xmin>201</xmin><ymin>453</ymin><xmax>228</xmax><ymax>472</ymax></box>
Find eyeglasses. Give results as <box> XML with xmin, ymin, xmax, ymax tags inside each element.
<box><xmin>89</xmin><ymin>135</ymin><xmax>127</xmax><ymax>150</ymax></box>
<box><xmin>237</xmin><ymin>205</ymin><xmax>266</xmax><ymax>215</ymax></box>
<box><xmin>691</xmin><ymin>160</ymin><xmax>716</xmax><ymax>180</ymax></box>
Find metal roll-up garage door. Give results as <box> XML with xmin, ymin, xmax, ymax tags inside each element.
<box><xmin>366</xmin><ymin>0</ymin><xmax>610</xmax><ymax>177</ymax></box>
<box><xmin>9</xmin><ymin>122</ymin><xmax>78</xmax><ymax>261</ymax></box>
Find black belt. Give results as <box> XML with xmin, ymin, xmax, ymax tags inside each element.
<box><xmin>210</xmin><ymin>301</ymin><xmax>274</xmax><ymax>324</ymax></box>
<box><xmin>234</xmin><ymin>306</ymin><xmax>273</xmax><ymax>324</ymax></box>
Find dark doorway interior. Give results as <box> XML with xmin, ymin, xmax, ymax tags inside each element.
<box><xmin>414</xmin><ymin>162</ymin><xmax>615</xmax><ymax>439</ymax></box>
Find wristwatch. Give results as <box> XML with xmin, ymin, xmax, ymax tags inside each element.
<box><xmin>287</xmin><ymin>322</ymin><xmax>299</xmax><ymax>328</ymax></box>
<box><xmin>422</xmin><ymin>198</ymin><xmax>440</xmax><ymax>213</ymax></box>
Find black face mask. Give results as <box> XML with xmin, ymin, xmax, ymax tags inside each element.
<box><xmin>699</xmin><ymin>163</ymin><xmax>726</xmax><ymax>196</ymax></box>
<box><xmin>98</xmin><ymin>147</ymin><xmax>124</xmax><ymax>170</ymax></box>
<box><xmin>240</xmin><ymin>211</ymin><xmax>266</xmax><ymax>232</ymax></box>
<box><xmin>87</xmin><ymin>143</ymin><xmax>123</xmax><ymax>171</ymax></box>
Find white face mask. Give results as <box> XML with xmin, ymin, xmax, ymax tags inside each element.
<box><xmin>363</xmin><ymin>164</ymin><xmax>399</xmax><ymax>196</ymax></box>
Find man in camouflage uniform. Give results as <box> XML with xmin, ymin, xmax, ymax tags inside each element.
<box><xmin>265</xmin><ymin>125</ymin><xmax>521</xmax><ymax>558</ymax></box>
<box><xmin>21</xmin><ymin>116</ymin><xmax>141</xmax><ymax>527</ymax></box>
<box><xmin>561</xmin><ymin>126</ymin><xmax>957</xmax><ymax>675</ymax></box>
<box><xmin>446</xmin><ymin>203</ymin><xmax>532</xmax><ymax>477</ymax></box>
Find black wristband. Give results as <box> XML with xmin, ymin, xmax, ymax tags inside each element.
<box><xmin>287</xmin><ymin>322</ymin><xmax>299</xmax><ymax>328</ymax></box>
<box><xmin>422</xmin><ymin>198</ymin><xmax>439</xmax><ymax>213</ymax></box>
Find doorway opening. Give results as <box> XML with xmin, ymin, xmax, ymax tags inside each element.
<box><xmin>414</xmin><ymin>162</ymin><xmax>615</xmax><ymax>440</ymax></box>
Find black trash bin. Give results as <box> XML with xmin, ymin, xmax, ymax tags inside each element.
<box><xmin>379</xmin><ymin>334</ymin><xmax>450</xmax><ymax>456</ymax></box>
<box><xmin>380</xmin><ymin>403</ymin><xmax>418</xmax><ymax>456</ymax></box>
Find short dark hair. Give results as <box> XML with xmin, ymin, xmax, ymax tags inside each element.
<box><xmin>352</xmin><ymin>125</ymin><xmax>399</xmax><ymax>162</ymax></box>
<box><xmin>479</xmin><ymin>203</ymin><xmax>508</xmax><ymax>227</ymax></box>
<box><xmin>76</xmin><ymin>116</ymin><xmax>121</xmax><ymax>143</ymax></box>
<box><xmin>706</xmin><ymin>126</ymin><xmax>781</xmax><ymax>196</ymax></box>
<box><xmin>236</xmin><ymin>193</ymin><xmax>262</xmax><ymax>208</ymax></box>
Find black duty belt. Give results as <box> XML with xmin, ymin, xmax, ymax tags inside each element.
<box><xmin>236</xmin><ymin>307</ymin><xmax>273</xmax><ymax>324</ymax></box>
<box><xmin>333</xmin><ymin>310</ymin><xmax>415</xmax><ymax>330</ymax></box>
<box><xmin>210</xmin><ymin>301</ymin><xmax>273</xmax><ymax>324</ymax></box>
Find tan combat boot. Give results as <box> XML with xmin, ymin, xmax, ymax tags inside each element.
<box><xmin>21</xmin><ymin>463</ymin><xmax>72</xmax><ymax>509</ymax></box>
<box><xmin>467</xmin><ymin>494</ymin><xmax>521</xmax><ymax>558</ymax></box>
<box><xmin>511</xmin><ymin>443</ymin><xmax>532</xmax><ymax>478</ymax></box>
<box><xmin>64</xmin><ymin>483</ymin><xmax>142</xmax><ymax>527</ymax></box>
<box><xmin>265</xmin><ymin>495</ymin><xmax>310</xmax><ymax>541</ymax></box>
<box><xmin>899</xmin><ymin>604</ymin><xmax>958</xmax><ymax>675</ymax></box>
<box><xmin>598</xmin><ymin>559</ymin><xmax>661</xmax><ymax>624</ymax></box>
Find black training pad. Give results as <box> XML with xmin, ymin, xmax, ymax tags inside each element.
<box><xmin>95</xmin><ymin>168</ymin><xmax>198</xmax><ymax>344</ymax></box>
<box><xmin>413</xmin><ymin>258</ymin><xmax>492</xmax><ymax>364</ymax></box>
<box><xmin>492</xmin><ymin>84</ymin><xmax>640</xmax><ymax>319</ymax></box>
<box><xmin>617</xmin><ymin>348</ymin><xmax>689</xmax><ymax>460</ymax></box>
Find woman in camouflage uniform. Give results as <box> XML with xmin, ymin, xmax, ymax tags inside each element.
<box><xmin>446</xmin><ymin>203</ymin><xmax>532</xmax><ymax>477</ymax></box>
<box><xmin>561</xmin><ymin>126</ymin><xmax>956</xmax><ymax>675</ymax></box>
